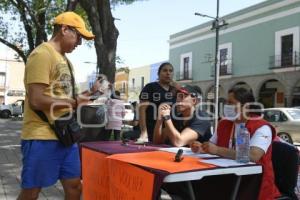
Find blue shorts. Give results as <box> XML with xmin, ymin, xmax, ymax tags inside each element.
<box><xmin>20</xmin><ymin>140</ymin><xmax>81</xmax><ymax>189</ymax></box>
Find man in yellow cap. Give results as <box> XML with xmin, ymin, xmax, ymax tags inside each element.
<box><xmin>17</xmin><ymin>12</ymin><xmax>96</xmax><ymax>200</ymax></box>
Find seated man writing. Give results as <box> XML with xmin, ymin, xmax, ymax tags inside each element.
<box><xmin>153</xmin><ymin>84</ymin><xmax>211</xmax><ymax>200</ymax></box>
<box><xmin>153</xmin><ymin>84</ymin><xmax>211</xmax><ymax>147</ymax></box>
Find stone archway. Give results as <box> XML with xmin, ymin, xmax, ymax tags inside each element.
<box><xmin>258</xmin><ymin>79</ymin><xmax>285</xmax><ymax>108</ymax></box>
<box><xmin>230</xmin><ymin>81</ymin><xmax>253</xmax><ymax>92</ymax></box>
<box><xmin>205</xmin><ymin>85</ymin><xmax>226</xmax><ymax>114</ymax></box>
<box><xmin>192</xmin><ymin>84</ymin><xmax>203</xmax><ymax>97</ymax></box>
<box><xmin>292</xmin><ymin>80</ymin><xmax>300</xmax><ymax>107</ymax></box>
<box><xmin>205</xmin><ymin>85</ymin><xmax>226</xmax><ymax>101</ymax></box>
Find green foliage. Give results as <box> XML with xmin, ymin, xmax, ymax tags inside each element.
<box><xmin>111</xmin><ymin>0</ymin><xmax>145</xmax><ymax>6</ymax></box>
<box><xmin>116</xmin><ymin>67</ymin><xmax>129</xmax><ymax>73</ymax></box>
<box><xmin>110</xmin><ymin>0</ymin><xmax>146</xmax><ymax>9</ymax></box>
<box><xmin>0</xmin><ymin>0</ymin><xmax>67</xmax><ymax>61</ymax></box>
<box><xmin>0</xmin><ymin>0</ymin><xmax>146</xmax><ymax>63</ymax></box>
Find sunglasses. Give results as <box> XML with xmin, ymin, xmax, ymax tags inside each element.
<box><xmin>176</xmin><ymin>92</ymin><xmax>197</xmax><ymax>99</ymax></box>
<box><xmin>68</xmin><ymin>26</ymin><xmax>82</xmax><ymax>40</ymax></box>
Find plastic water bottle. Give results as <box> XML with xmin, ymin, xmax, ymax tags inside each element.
<box><xmin>236</xmin><ymin>123</ymin><xmax>250</xmax><ymax>163</ymax></box>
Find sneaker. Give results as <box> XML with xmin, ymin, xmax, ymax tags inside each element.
<box><xmin>135</xmin><ymin>137</ymin><xmax>148</xmax><ymax>144</ymax></box>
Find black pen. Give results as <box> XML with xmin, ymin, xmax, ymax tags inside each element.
<box><xmin>174</xmin><ymin>149</ymin><xmax>184</xmax><ymax>162</ymax></box>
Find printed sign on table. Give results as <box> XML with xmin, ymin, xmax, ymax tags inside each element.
<box><xmin>108</xmin><ymin>159</ymin><xmax>155</xmax><ymax>200</ymax></box>
<box><xmin>82</xmin><ymin>148</ymin><xmax>110</xmax><ymax>200</ymax></box>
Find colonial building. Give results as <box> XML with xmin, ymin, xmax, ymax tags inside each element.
<box><xmin>115</xmin><ymin>68</ymin><xmax>129</xmax><ymax>101</ymax></box>
<box><xmin>128</xmin><ymin>65</ymin><xmax>151</xmax><ymax>102</ymax></box>
<box><xmin>150</xmin><ymin>61</ymin><xmax>167</xmax><ymax>82</ymax></box>
<box><xmin>0</xmin><ymin>47</ymin><xmax>25</xmax><ymax>104</ymax></box>
<box><xmin>169</xmin><ymin>0</ymin><xmax>300</xmax><ymax>107</ymax></box>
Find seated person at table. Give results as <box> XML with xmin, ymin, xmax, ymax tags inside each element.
<box><xmin>191</xmin><ymin>87</ymin><xmax>280</xmax><ymax>200</ymax></box>
<box><xmin>153</xmin><ymin>84</ymin><xmax>211</xmax><ymax>147</ymax></box>
<box><xmin>154</xmin><ymin>85</ymin><xmax>211</xmax><ymax>200</ymax></box>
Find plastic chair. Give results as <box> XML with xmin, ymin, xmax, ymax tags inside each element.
<box><xmin>272</xmin><ymin>141</ymin><xmax>299</xmax><ymax>200</ymax></box>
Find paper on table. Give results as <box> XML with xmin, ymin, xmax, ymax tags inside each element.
<box><xmin>200</xmin><ymin>158</ymin><xmax>255</xmax><ymax>167</ymax></box>
<box><xmin>159</xmin><ymin>147</ymin><xmax>219</xmax><ymax>159</ymax></box>
<box><xmin>159</xmin><ymin>147</ymin><xmax>190</xmax><ymax>153</ymax></box>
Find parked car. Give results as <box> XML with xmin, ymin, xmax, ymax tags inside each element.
<box><xmin>0</xmin><ymin>100</ymin><xmax>24</xmax><ymax>118</ymax></box>
<box><xmin>123</xmin><ymin>103</ymin><xmax>134</xmax><ymax>121</ymax></box>
<box><xmin>263</xmin><ymin>108</ymin><xmax>300</xmax><ymax>144</ymax></box>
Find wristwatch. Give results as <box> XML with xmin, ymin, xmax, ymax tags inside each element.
<box><xmin>162</xmin><ymin>115</ymin><xmax>171</xmax><ymax>121</ymax></box>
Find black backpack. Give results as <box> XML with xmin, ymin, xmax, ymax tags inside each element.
<box><xmin>272</xmin><ymin>141</ymin><xmax>299</xmax><ymax>199</ymax></box>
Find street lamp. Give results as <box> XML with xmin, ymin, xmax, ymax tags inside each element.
<box><xmin>195</xmin><ymin>0</ymin><xmax>228</xmax><ymax>130</ymax></box>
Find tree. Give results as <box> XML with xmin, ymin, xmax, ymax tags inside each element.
<box><xmin>0</xmin><ymin>0</ymin><xmax>67</xmax><ymax>63</ymax></box>
<box><xmin>68</xmin><ymin>0</ymin><xmax>145</xmax><ymax>82</ymax></box>
<box><xmin>0</xmin><ymin>0</ymin><xmax>145</xmax><ymax>82</ymax></box>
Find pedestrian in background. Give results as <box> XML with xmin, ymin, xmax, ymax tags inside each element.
<box><xmin>138</xmin><ymin>62</ymin><xmax>178</xmax><ymax>142</ymax></box>
<box><xmin>122</xmin><ymin>101</ymin><xmax>141</xmax><ymax>140</ymax></box>
<box><xmin>102</xmin><ymin>90</ymin><xmax>125</xmax><ymax>141</ymax></box>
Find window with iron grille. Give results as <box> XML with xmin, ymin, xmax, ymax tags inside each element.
<box><xmin>0</xmin><ymin>73</ymin><xmax>5</xmax><ymax>88</ymax></box>
<box><xmin>122</xmin><ymin>82</ymin><xmax>126</xmax><ymax>93</ymax></box>
<box><xmin>179</xmin><ymin>52</ymin><xmax>192</xmax><ymax>80</ymax></box>
<box><xmin>217</xmin><ymin>43</ymin><xmax>232</xmax><ymax>76</ymax></box>
<box><xmin>183</xmin><ymin>57</ymin><xmax>189</xmax><ymax>80</ymax></box>
<box><xmin>281</xmin><ymin>34</ymin><xmax>293</xmax><ymax>66</ymax></box>
<box><xmin>219</xmin><ymin>48</ymin><xmax>228</xmax><ymax>75</ymax></box>
<box><xmin>141</xmin><ymin>77</ymin><xmax>144</xmax><ymax>88</ymax></box>
<box><xmin>132</xmin><ymin>78</ymin><xmax>135</xmax><ymax>88</ymax></box>
<box><xmin>274</xmin><ymin>27</ymin><xmax>299</xmax><ymax>68</ymax></box>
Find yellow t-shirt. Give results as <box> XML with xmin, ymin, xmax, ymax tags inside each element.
<box><xmin>21</xmin><ymin>42</ymin><xmax>75</xmax><ymax>140</ymax></box>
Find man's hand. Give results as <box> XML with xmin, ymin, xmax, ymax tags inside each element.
<box><xmin>202</xmin><ymin>142</ymin><xmax>219</xmax><ymax>155</ymax></box>
<box><xmin>90</xmin><ymin>79</ymin><xmax>102</xmax><ymax>94</ymax></box>
<box><xmin>159</xmin><ymin>103</ymin><xmax>171</xmax><ymax>119</ymax></box>
<box><xmin>190</xmin><ymin>141</ymin><xmax>204</xmax><ymax>153</ymax></box>
<box><xmin>76</xmin><ymin>95</ymin><xmax>93</xmax><ymax>107</ymax></box>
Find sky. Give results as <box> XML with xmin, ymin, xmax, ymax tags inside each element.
<box><xmin>0</xmin><ymin>0</ymin><xmax>266</xmax><ymax>82</ymax></box>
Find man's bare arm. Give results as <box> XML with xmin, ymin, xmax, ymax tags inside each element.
<box><xmin>153</xmin><ymin>118</ymin><xmax>165</xmax><ymax>144</ymax></box>
<box><xmin>138</xmin><ymin>101</ymin><xmax>149</xmax><ymax>138</ymax></box>
<box><xmin>164</xmin><ymin>120</ymin><xmax>198</xmax><ymax>147</ymax></box>
<box><xmin>28</xmin><ymin>83</ymin><xmax>76</xmax><ymax>111</ymax></box>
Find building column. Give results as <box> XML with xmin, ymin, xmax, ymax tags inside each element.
<box><xmin>284</xmin><ymin>86</ymin><xmax>293</xmax><ymax>107</ymax></box>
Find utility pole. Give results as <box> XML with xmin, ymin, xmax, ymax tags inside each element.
<box><xmin>195</xmin><ymin>0</ymin><xmax>228</xmax><ymax>130</ymax></box>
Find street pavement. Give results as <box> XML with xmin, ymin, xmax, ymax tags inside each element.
<box><xmin>0</xmin><ymin>118</ymin><xmax>172</xmax><ymax>200</ymax></box>
<box><xmin>0</xmin><ymin>118</ymin><xmax>64</xmax><ymax>200</ymax></box>
<box><xmin>0</xmin><ymin>118</ymin><xmax>299</xmax><ymax>199</ymax></box>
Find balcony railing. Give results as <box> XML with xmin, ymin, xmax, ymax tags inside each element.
<box><xmin>211</xmin><ymin>59</ymin><xmax>233</xmax><ymax>77</ymax></box>
<box><xmin>175</xmin><ymin>72</ymin><xmax>193</xmax><ymax>81</ymax></box>
<box><xmin>220</xmin><ymin>65</ymin><xmax>233</xmax><ymax>76</ymax></box>
<box><xmin>270</xmin><ymin>51</ymin><xmax>300</xmax><ymax>69</ymax></box>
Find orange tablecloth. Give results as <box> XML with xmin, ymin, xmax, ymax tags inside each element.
<box><xmin>107</xmin><ymin>151</ymin><xmax>216</xmax><ymax>173</ymax></box>
<box><xmin>82</xmin><ymin>147</ymin><xmax>217</xmax><ymax>200</ymax></box>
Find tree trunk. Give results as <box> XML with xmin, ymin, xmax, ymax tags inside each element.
<box><xmin>0</xmin><ymin>37</ymin><xmax>27</xmax><ymax>63</ymax></box>
<box><xmin>79</xmin><ymin>0</ymin><xmax>119</xmax><ymax>83</ymax></box>
<box><xmin>66</xmin><ymin>0</ymin><xmax>79</xmax><ymax>11</ymax></box>
<box><xmin>35</xmin><ymin>2</ymin><xmax>48</xmax><ymax>46</ymax></box>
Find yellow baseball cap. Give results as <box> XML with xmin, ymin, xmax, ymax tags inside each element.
<box><xmin>54</xmin><ymin>12</ymin><xmax>95</xmax><ymax>40</ymax></box>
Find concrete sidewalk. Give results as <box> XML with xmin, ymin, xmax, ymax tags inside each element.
<box><xmin>0</xmin><ymin>119</ymin><xmax>64</xmax><ymax>200</ymax></box>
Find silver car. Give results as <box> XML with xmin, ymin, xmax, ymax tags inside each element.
<box><xmin>263</xmin><ymin>108</ymin><xmax>300</xmax><ymax>144</ymax></box>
